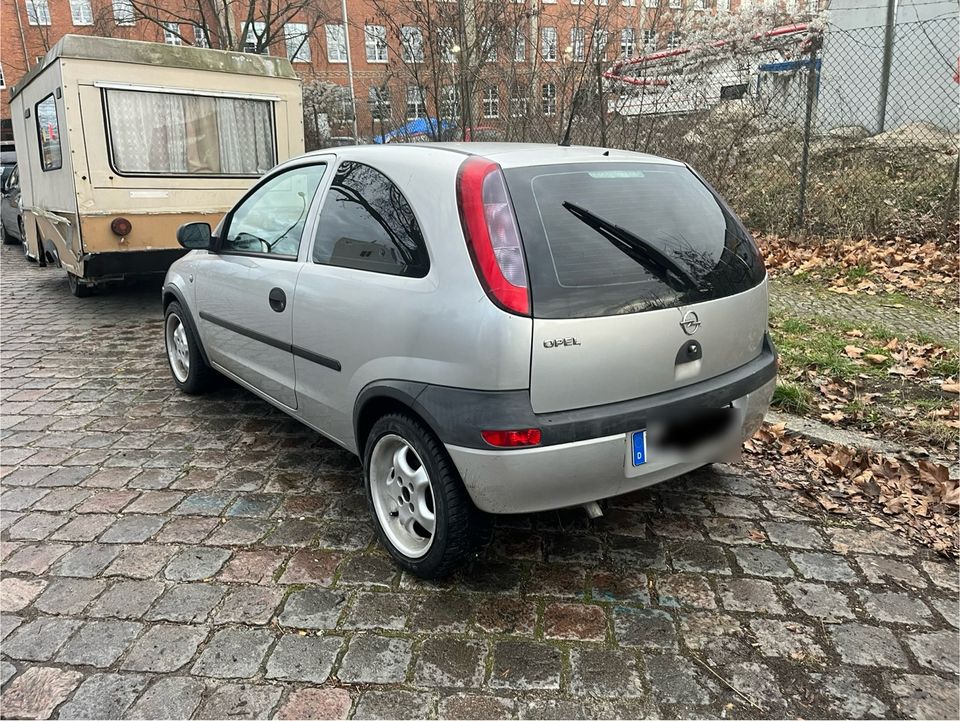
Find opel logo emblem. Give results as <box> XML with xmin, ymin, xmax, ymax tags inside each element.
<box><xmin>680</xmin><ymin>310</ymin><xmax>701</xmax><ymax>335</ymax></box>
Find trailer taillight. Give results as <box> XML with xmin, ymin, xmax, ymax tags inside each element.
<box><xmin>111</xmin><ymin>217</ymin><xmax>132</xmax><ymax>237</ymax></box>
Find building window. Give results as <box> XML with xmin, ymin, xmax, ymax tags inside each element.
<box><xmin>668</xmin><ymin>0</ymin><xmax>681</xmax><ymax>7</ymax></box>
<box><xmin>541</xmin><ymin>83</ymin><xmax>556</xmax><ymax>115</ymax></box>
<box><xmin>593</xmin><ymin>30</ymin><xmax>609</xmax><ymax>61</ymax></box>
<box><xmin>163</xmin><ymin>22</ymin><xmax>182</xmax><ymax>45</ymax></box>
<box><xmin>245</xmin><ymin>22</ymin><xmax>267</xmax><ymax>54</ymax></box>
<box><xmin>285</xmin><ymin>23</ymin><xmax>311</xmax><ymax>62</ymax></box>
<box><xmin>193</xmin><ymin>25</ymin><xmax>209</xmax><ymax>47</ymax></box>
<box><xmin>35</xmin><ymin>94</ymin><xmax>62</xmax><ymax>171</ymax></box>
<box><xmin>406</xmin><ymin>85</ymin><xmax>425</xmax><ymax>120</ymax></box>
<box><xmin>807</xmin><ymin>0</ymin><xmax>820</xmax><ymax>10</ymax></box>
<box><xmin>364</xmin><ymin>24</ymin><xmax>387</xmax><ymax>62</ymax></box>
<box><xmin>541</xmin><ymin>27</ymin><xmax>557</xmax><ymax>62</ymax></box>
<box><xmin>337</xmin><ymin>87</ymin><xmax>355</xmax><ymax>120</ymax></box>
<box><xmin>695</xmin><ymin>0</ymin><xmax>707</xmax><ymax>8</ymax></box>
<box><xmin>438</xmin><ymin>27</ymin><xmax>456</xmax><ymax>63</ymax></box>
<box><xmin>325</xmin><ymin>24</ymin><xmax>347</xmax><ymax>62</ymax></box>
<box><xmin>717</xmin><ymin>0</ymin><xmax>729</xmax><ymax>9</ymax></box>
<box><xmin>26</xmin><ymin>0</ymin><xmax>51</xmax><ymax>26</ymax></box>
<box><xmin>667</xmin><ymin>30</ymin><xmax>682</xmax><ymax>49</ymax></box>
<box><xmin>620</xmin><ymin>28</ymin><xmax>635</xmax><ymax>58</ymax></box>
<box><xmin>571</xmin><ymin>0</ymin><xmax>582</xmax><ymax>5</ymax></box>
<box><xmin>514</xmin><ymin>30</ymin><xmax>525</xmax><ymax>62</ymax></box>
<box><xmin>482</xmin><ymin>86</ymin><xmax>499</xmax><ymax>118</ymax></box>
<box><xmin>0</xmin><ymin>66</ymin><xmax>5</xmax><ymax>89</ymax></box>
<box><xmin>480</xmin><ymin>27</ymin><xmax>496</xmax><ymax>62</ymax></box>
<box><xmin>369</xmin><ymin>86</ymin><xmax>391</xmax><ymax>121</ymax></box>
<box><xmin>510</xmin><ymin>88</ymin><xmax>528</xmax><ymax>116</ymax></box>
<box><xmin>441</xmin><ymin>85</ymin><xmax>460</xmax><ymax>117</ymax></box>
<box><xmin>595</xmin><ymin>0</ymin><xmax>608</xmax><ymax>5</ymax></box>
<box><xmin>401</xmin><ymin>26</ymin><xmax>424</xmax><ymax>63</ymax></box>
<box><xmin>69</xmin><ymin>0</ymin><xmax>93</xmax><ymax>26</ymax></box>
<box><xmin>643</xmin><ymin>29</ymin><xmax>657</xmax><ymax>49</ymax></box>
<box><xmin>622</xmin><ymin>0</ymin><xmax>636</xmax><ymax>6</ymax></box>
<box><xmin>644</xmin><ymin>0</ymin><xmax>658</xmax><ymax>6</ymax></box>
<box><xmin>570</xmin><ymin>28</ymin><xmax>585</xmax><ymax>62</ymax></box>
<box><xmin>112</xmin><ymin>0</ymin><xmax>134</xmax><ymax>26</ymax></box>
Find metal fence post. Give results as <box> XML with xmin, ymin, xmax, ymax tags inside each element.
<box><xmin>795</xmin><ymin>47</ymin><xmax>819</xmax><ymax>230</ymax></box>
<box><xmin>877</xmin><ymin>0</ymin><xmax>897</xmax><ymax>133</ymax></box>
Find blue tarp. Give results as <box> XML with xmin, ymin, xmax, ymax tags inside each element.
<box><xmin>373</xmin><ymin>117</ymin><xmax>454</xmax><ymax>144</ymax></box>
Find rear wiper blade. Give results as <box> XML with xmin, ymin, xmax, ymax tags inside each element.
<box><xmin>562</xmin><ymin>201</ymin><xmax>704</xmax><ymax>293</ymax></box>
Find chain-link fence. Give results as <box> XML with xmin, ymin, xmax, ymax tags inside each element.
<box><xmin>350</xmin><ymin>15</ymin><xmax>958</xmax><ymax>242</ymax></box>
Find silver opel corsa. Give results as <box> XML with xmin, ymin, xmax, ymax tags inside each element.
<box><xmin>163</xmin><ymin>143</ymin><xmax>776</xmax><ymax>578</ymax></box>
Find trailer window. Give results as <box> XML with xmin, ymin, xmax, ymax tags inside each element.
<box><xmin>36</xmin><ymin>95</ymin><xmax>62</xmax><ymax>172</ymax></box>
<box><xmin>104</xmin><ymin>89</ymin><xmax>275</xmax><ymax>176</ymax></box>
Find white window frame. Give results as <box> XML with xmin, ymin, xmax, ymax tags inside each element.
<box><xmin>112</xmin><ymin>0</ymin><xmax>134</xmax><ymax>26</ymax></box>
<box><xmin>541</xmin><ymin>27</ymin><xmax>557</xmax><ymax>62</ymax></box>
<box><xmin>622</xmin><ymin>0</ymin><xmax>636</xmax><ymax>6</ymax></box>
<box><xmin>245</xmin><ymin>21</ymin><xmax>267</xmax><ymax>54</ymax></box>
<box><xmin>571</xmin><ymin>27</ymin><xmax>585</xmax><ymax>62</ymax></box>
<box><xmin>163</xmin><ymin>22</ymin><xmax>182</xmax><ymax>45</ymax></box>
<box><xmin>69</xmin><ymin>0</ymin><xmax>93</xmax><ymax>26</ymax></box>
<box><xmin>643</xmin><ymin>29</ymin><xmax>657</xmax><ymax>49</ymax></box>
<box><xmin>482</xmin><ymin>86</ymin><xmax>499</xmax><ymax>118</ymax></box>
<box><xmin>27</xmin><ymin>0</ymin><xmax>51</xmax><ymax>25</ymax></box>
<box><xmin>285</xmin><ymin>23</ymin><xmax>311</xmax><ymax>63</ymax></box>
<box><xmin>593</xmin><ymin>30</ymin><xmax>609</xmax><ymax>61</ymax></box>
<box><xmin>717</xmin><ymin>0</ymin><xmax>729</xmax><ymax>9</ymax></box>
<box><xmin>325</xmin><ymin>24</ymin><xmax>348</xmax><ymax>63</ymax></box>
<box><xmin>193</xmin><ymin>24</ymin><xmax>209</xmax><ymax>47</ymax></box>
<box><xmin>441</xmin><ymin>85</ymin><xmax>460</xmax><ymax>117</ymax></box>
<box><xmin>510</xmin><ymin>89</ymin><xmax>528</xmax><ymax>117</ymax></box>
<box><xmin>369</xmin><ymin>86</ymin><xmax>391</xmax><ymax>121</ymax></box>
<box><xmin>405</xmin><ymin>85</ymin><xmax>425</xmax><ymax>120</ymax></box>
<box><xmin>620</xmin><ymin>27</ymin><xmax>635</xmax><ymax>58</ymax></box>
<box><xmin>401</xmin><ymin>26</ymin><xmax>424</xmax><ymax>63</ymax></box>
<box><xmin>668</xmin><ymin>0</ymin><xmax>682</xmax><ymax>8</ymax></box>
<box><xmin>364</xmin><ymin>24</ymin><xmax>388</xmax><ymax>63</ymax></box>
<box><xmin>514</xmin><ymin>30</ymin><xmax>525</xmax><ymax>62</ymax></box>
<box><xmin>541</xmin><ymin>82</ymin><xmax>556</xmax><ymax>116</ymax></box>
<box><xmin>667</xmin><ymin>30</ymin><xmax>682</xmax><ymax>49</ymax></box>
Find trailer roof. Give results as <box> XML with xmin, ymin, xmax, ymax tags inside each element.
<box><xmin>10</xmin><ymin>34</ymin><xmax>298</xmax><ymax>99</ymax></box>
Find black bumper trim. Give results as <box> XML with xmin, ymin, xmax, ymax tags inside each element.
<box><xmin>83</xmin><ymin>248</ymin><xmax>188</xmax><ymax>278</ymax></box>
<box><xmin>411</xmin><ymin>334</ymin><xmax>777</xmax><ymax>449</ymax></box>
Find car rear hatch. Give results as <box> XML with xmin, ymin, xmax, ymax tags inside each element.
<box><xmin>502</xmin><ymin>160</ymin><xmax>769</xmax><ymax>414</ymax></box>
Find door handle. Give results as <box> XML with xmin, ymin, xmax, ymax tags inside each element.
<box><xmin>268</xmin><ymin>287</ymin><xmax>286</xmax><ymax>313</ymax></box>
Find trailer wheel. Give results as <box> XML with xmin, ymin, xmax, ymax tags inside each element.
<box><xmin>67</xmin><ymin>272</ymin><xmax>93</xmax><ymax>297</ymax></box>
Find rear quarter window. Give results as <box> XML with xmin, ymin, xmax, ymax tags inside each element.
<box><xmin>504</xmin><ymin>162</ymin><xmax>765</xmax><ymax>318</ymax></box>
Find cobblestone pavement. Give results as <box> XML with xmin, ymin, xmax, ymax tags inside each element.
<box><xmin>1</xmin><ymin>246</ymin><xmax>958</xmax><ymax>720</ymax></box>
<box><xmin>769</xmin><ymin>278</ymin><xmax>952</xmax><ymax>345</ymax></box>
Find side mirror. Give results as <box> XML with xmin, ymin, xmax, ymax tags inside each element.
<box><xmin>177</xmin><ymin>222</ymin><xmax>211</xmax><ymax>250</ymax></box>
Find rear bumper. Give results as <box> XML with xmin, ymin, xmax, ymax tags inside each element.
<box><xmin>446</xmin><ymin>376</ymin><xmax>775</xmax><ymax>514</ymax></box>
<box><xmin>83</xmin><ymin>248</ymin><xmax>188</xmax><ymax>279</ymax></box>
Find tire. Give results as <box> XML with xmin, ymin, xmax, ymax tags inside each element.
<box><xmin>67</xmin><ymin>272</ymin><xmax>93</xmax><ymax>297</ymax></box>
<box><xmin>364</xmin><ymin>412</ymin><xmax>491</xmax><ymax>579</ymax></box>
<box><xmin>1</xmin><ymin>222</ymin><xmax>14</xmax><ymax>245</ymax></box>
<box><xmin>164</xmin><ymin>301</ymin><xmax>214</xmax><ymax>394</ymax></box>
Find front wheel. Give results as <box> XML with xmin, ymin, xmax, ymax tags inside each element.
<box><xmin>364</xmin><ymin>413</ymin><xmax>490</xmax><ymax>579</ymax></box>
<box><xmin>164</xmin><ymin>301</ymin><xmax>213</xmax><ymax>394</ymax></box>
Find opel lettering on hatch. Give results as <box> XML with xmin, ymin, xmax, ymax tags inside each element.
<box><xmin>543</xmin><ymin>337</ymin><xmax>581</xmax><ymax>348</ymax></box>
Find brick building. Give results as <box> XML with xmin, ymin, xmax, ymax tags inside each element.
<box><xmin>1</xmin><ymin>0</ymin><xmax>817</xmax><ymax>145</ymax></box>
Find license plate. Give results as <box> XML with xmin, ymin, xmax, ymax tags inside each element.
<box><xmin>631</xmin><ymin>430</ymin><xmax>647</xmax><ymax>466</ymax></box>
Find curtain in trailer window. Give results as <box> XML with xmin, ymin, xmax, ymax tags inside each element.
<box><xmin>105</xmin><ymin>89</ymin><xmax>274</xmax><ymax>175</ymax></box>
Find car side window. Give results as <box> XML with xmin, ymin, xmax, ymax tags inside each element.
<box><xmin>222</xmin><ymin>164</ymin><xmax>326</xmax><ymax>258</ymax></box>
<box><xmin>313</xmin><ymin>160</ymin><xmax>429</xmax><ymax>277</ymax></box>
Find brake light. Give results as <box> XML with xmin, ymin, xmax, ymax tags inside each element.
<box><xmin>456</xmin><ymin>157</ymin><xmax>529</xmax><ymax>316</ymax></box>
<box><xmin>481</xmin><ymin>429</ymin><xmax>542</xmax><ymax>447</ymax></box>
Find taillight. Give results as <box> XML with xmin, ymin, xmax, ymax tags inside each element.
<box><xmin>481</xmin><ymin>429</ymin><xmax>542</xmax><ymax>448</ymax></box>
<box><xmin>456</xmin><ymin>157</ymin><xmax>529</xmax><ymax>316</ymax></box>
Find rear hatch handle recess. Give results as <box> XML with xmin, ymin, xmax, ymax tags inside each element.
<box><xmin>561</xmin><ymin>200</ymin><xmax>706</xmax><ymax>294</ymax></box>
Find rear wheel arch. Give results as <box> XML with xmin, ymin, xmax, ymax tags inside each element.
<box><xmin>353</xmin><ymin>382</ymin><xmax>442</xmax><ymax>458</ymax></box>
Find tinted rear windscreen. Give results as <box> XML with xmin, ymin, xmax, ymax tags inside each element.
<box><xmin>505</xmin><ymin>162</ymin><xmax>765</xmax><ymax>318</ymax></box>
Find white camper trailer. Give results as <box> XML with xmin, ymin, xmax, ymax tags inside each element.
<box><xmin>8</xmin><ymin>35</ymin><xmax>305</xmax><ymax>295</ymax></box>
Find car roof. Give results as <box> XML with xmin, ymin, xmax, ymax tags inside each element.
<box><xmin>295</xmin><ymin>142</ymin><xmax>682</xmax><ymax>170</ymax></box>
